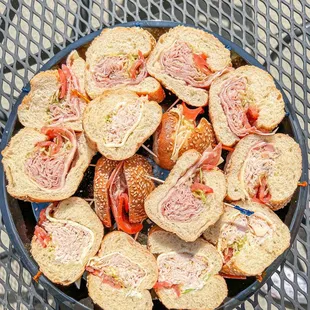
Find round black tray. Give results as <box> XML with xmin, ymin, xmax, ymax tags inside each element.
<box><xmin>0</xmin><ymin>21</ymin><xmax>308</xmax><ymax>310</ymax></box>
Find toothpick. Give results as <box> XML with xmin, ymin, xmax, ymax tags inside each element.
<box><xmin>134</xmin><ymin>232</ymin><xmax>140</xmax><ymax>241</ymax></box>
<box><xmin>84</xmin><ymin>198</ymin><xmax>95</xmax><ymax>206</ymax></box>
<box><xmin>142</xmin><ymin>144</ymin><xmax>158</xmax><ymax>158</ymax></box>
<box><xmin>89</xmin><ymin>164</ymin><xmax>96</xmax><ymax>167</ymax></box>
<box><xmin>145</xmin><ymin>175</ymin><xmax>165</xmax><ymax>184</ymax></box>
<box><xmin>167</xmin><ymin>98</ymin><xmax>180</xmax><ymax>111</ymax></box>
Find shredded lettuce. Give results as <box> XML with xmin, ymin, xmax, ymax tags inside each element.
<box><xmin>192</xmin><ymin>189</ymin><xmax>207</xmax><ymax>204</ymax></box>
<box><xmin>182</xmin><ymin>288</ymin><xmax>196</xmax><ymax>294</ymax></box>
<box><xmin>231</xmin><ymin>236</ymin><xmax>247</xmax><ymax>253</ymax></box>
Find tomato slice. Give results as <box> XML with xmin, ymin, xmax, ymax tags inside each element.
<box><xmin>154</xmin><ymin>281</ymin><xmax>181</xmax><ymax>297</ymax></box>
<box><xmin>223</xmin><ymin>247</ymin><xmax>234</xmax><ymax>264</ymax></box>
<box><xmin>86</xmin><ymin>266</ymin><xmax>123</xmax><ymax>289</ymax></box>
<box><xmin>129</xmin><ymin>50</ymin><xmax>144</xmax><ymax>79</ymax></box>
<box><xmin>190</xmin><ymin>182</ymin><xmax>213</xmax><ymax>194</ymax></box>
<box><xmin>182</xmin><ymin>102</ymin><xmax>204</xmax><ymax>121</ymax></box>
<box><xmin>58</xmin><ymin>68</ymin><xmax>67</xmax><ymax>99</ymax></box>
<box><xmin>254</xmin><ymin>177</ymin><xmax>271</xmax><ymax>204</ymax></box>
<box><xmin>34</xmin><ymin>226</ymin><xmax>51</xmax><ymax>248</ymax></box>
<box><xmin>246</xmin><ymin>105</ymin><xmax>259</xmax><ymax>125</ymax></box>
<box><xmin>113</xmin><ymin>193</ymin><xmax>143</xmax><ymax>234</ymax></box>
<box><xmin>36</xmin><ymin>141</ymin><xmax>53</xmax><ymax>148</ymax></box>
<box><xmin>193</xmin><ymin>53</ymin><xmax>212</xmax><ymax>75</ymax></box>
<box><xmin>38</xmin><ymin>209</ymin><xmax>47</xmax><ymax>225</ymax></box>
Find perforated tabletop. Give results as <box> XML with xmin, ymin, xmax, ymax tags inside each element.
<box><xmin>0</xmin><ymin>1</ymin><xmax>309</xmax><ymax>309</ymax></box>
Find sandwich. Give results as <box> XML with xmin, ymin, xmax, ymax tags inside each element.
<box><xmin>147</xmin><ymin>26</ymin><xmax>232</xmax><ymax>107</ymax></box>
<box><xmin>203</xmin><ymin>201</ymin><xmax>291</xmax><ymax>277</ymax></box>
<box><xmin>153</xmin><ymin>102</ymin><xmax>216</xmax><ymax>170</ymax></box>
<box><xmin>86</xmin><ymin>231</ymin><xmax>158</xmax><ymax>310</ymax></box>
<box><xmin>209</xmin><ymin>65</ymin><xmax>285</xmax><ymax>147</ymax></box>
<box><xmin>145</xmin><ymin>144</ymin><xmax>226</xmax><ymax>242</ymax></box>
<box><xmin>148</xmin><ymin>227</ymin><xmax>227</xmax><ymax>310</ymax></box>
<box><xmin>83</xmin><ymin>89</ymin><xmax>162</xmax><ymax>160</ymax></box>
<box><xmin>1</xmin><ymin>126</ymin><xmax>95</xmax><ymax>202</ymax></box>
<box><xmin>94</xmin><ymin>154</ymin><xmax>154</xmax><ymax>234</ymax></box>
<box><xmin>225</xmin><ymin>133</ymin><xmax>302</xmax><ymax>210</ymax></box>
<box><xmin>85</xmin><ymin>27</ymin><xmax>165</xmax><ymax>102</ymax></box>
<box><xmin>18</xmin><ymin>50</ymin><xmax>88</xmax><ymax>131</ymax></box>
<box><xmin>31</xmin><ymin>197</ymin><xmax>103</xmax><ymax>285</ymax></box>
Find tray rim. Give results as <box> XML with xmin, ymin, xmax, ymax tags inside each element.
<box><xmin>0</xmin><ymin>20</ymin><xmax>308</xmax><ymax>310</ymax></box>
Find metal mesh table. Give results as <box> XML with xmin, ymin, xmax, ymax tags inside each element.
<box><xmin>0</xmin><ymin>1</ymin><xmax>309</xmax><ymax>309</ymax></box>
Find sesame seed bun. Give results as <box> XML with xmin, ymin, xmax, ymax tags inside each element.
<box><xmin>94</xmin><ymin>154</ymin><xmax>154</xmax><ymax>225</ymax></box>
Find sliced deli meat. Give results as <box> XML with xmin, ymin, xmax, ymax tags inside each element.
<box><xmin>209</xmin><ymin>65</ymin><xmax>285</xmax><ymax>147</ymax></box>
<box><xmin>94</xmin><ymin>155</ymin><xmax>154</xmax><ymax>234</ymax></box>
<box><xmin>225</xmin><ymin>134</ymin><xmax>302</xmax><ymax>210</ymax></box>
<box><xmin>203</xmin><ymin>201</ymin><xmax>290</xmax><ymax>277</ymax></box>
<box><xmin>85</xmin><ymin>27</ymin><xmax>164</xmax><ymax>102</ymax></box>
<box><xmin>31</xmin><ymin>197</ymin><xmax>103</xmax><ymax>285</ymax></box>
<box><xmin>147</xmin><ymin>26</ymin><xmax>231</xmax><ymax>107</ymax></box>
<box><xmin>83</xmin><ymin>89</ymin><xmax>162</xmax><ymax>160</ymax></box>
<box><xmin>87</xmin><ymin>232</ymin><xmax>158</xmax><ymax>310</ymax></box>
<box><xmin>145</xmin><ymin>145</ymin><xmax>226</xmax><ymax>242</ymax></box>
<box><xmin>18</xmin><ymin>50</ymin><xmax>88</xmax><ymax>131</ymax></box>
<box><xmin>153</xmin><ymin>102</ymin><xmax>216</xmax><ymax>170</ymax></box>
<box><xmin>1</xmin><ymin>127</ymin><xmax>95</xmax><ymax>202</ymax></box>
<box><xmin>148</xmin><ymin>228</ymin><xmax>227</xmax><ymax>310</ymax></box>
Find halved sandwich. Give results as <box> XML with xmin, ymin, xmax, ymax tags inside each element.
<box><xmin>87</xmin><ymin>231</ymin><xmax>158</xmax><ymax>310</ymax></box>
<box><xmin>209</xmin><ymin>65</ymin><xmax>285</xmax><ymax>146</ymax></box>
<box><xmin>31</xmin><ymin>197</ymin><xmax>103</xmax><ymax>285</ymax></box>
<box><xmin>148</xmin><ymin>227</ymin><xmax>227</xmax><ymax>310</ymax></box>
<box><xmin>94</xmin><ymin>154</ymin><xmax>154</xmax><ymax>234</ymax></box>
<box><xmin>147</xmin><ymin>26</ymin><xmax>232</xmax><ymax>107</ymax></box>
<box><xmin>85</xmin><ymin>27</ymin><xmax>165</xmax><ymax>102</ymax></box>
<box><xmin>225</xmin><ymin>134</ymin><xmax>302</xmax><ymax>210</ymax></box>
<box><xmin>18</xmin><ymin>50</ymin><xmax>88</xmax><ymax>131</ymax></box>
<box><xmin>153</xmin><ymin>102</ymin><xmax>216</xmax><ymax>170</ymax></box>
<box><xmin>145</xmin><ymin>144</ymin><xmax>226</xmax><ymax>242</ymax></box>
<box><xmin>203</xmin><ymin>201</ymin><xmax>290</xmax><ymax>277</ymax></box>
<box><xmin>83</xmin><ymin>89</ymin><xmax>162</xmax><ymax>160</ymax></box>
<box><xmin>1</xmin><ymin>126</ymin><xmax>95</xmax><ymax>202</ymax></box>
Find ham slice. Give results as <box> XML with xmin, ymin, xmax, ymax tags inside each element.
<box><xmin>87</xmin><ymin>253</ymin><xmax>146</xmax><ymax>289</ymax></box>
<box><xmin>50</xmin><ymin>51</ymin><xmax>86</xmax><ymax>124</ymax></box>
<box><xmin>160</xmin><ymin>41</ymin><xmax>231</xmax><ymax>89</ymax></box>
<box><xmin>160</xmin><ymin>144</ymin><xmax>221</xmax><ymax>222</ymax></box>
<box><xmin>103</xmin><ymin>100</ymin><xmax>142</xmax><ymax>147</ymax></box>
<box><xmin>240</xmin><ymin>142</ymin><xmax>278</xmax><ymax>204</ymax></box>
<box><xmin>156</xmin><ymin>252</ymin><xmax>209</xmax><ymax>294</ymax></box>
<box><xmin>219</xmin><ymin>77</ymin><xmax>277</xmax><ymax>137</ymax></box>
<box><xmin>25</xmin><ymin>127</ymin><xmax>77</xmax><ymax>190</ymax></box>
<box><xmin>34</xmin><ymin>204</ymin><xmax>94</xmax><ymax>264</ymax></box>
<box><xmin>92</xmin><ymin>51</ymin><xmax>147</xmax><ymax>88</ymax></box>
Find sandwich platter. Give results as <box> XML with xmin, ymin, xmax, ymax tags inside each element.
<box><xmin>0</xmin><ymin>21</ymin><xmax>308</xmax><ymax>309</ymax></box>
